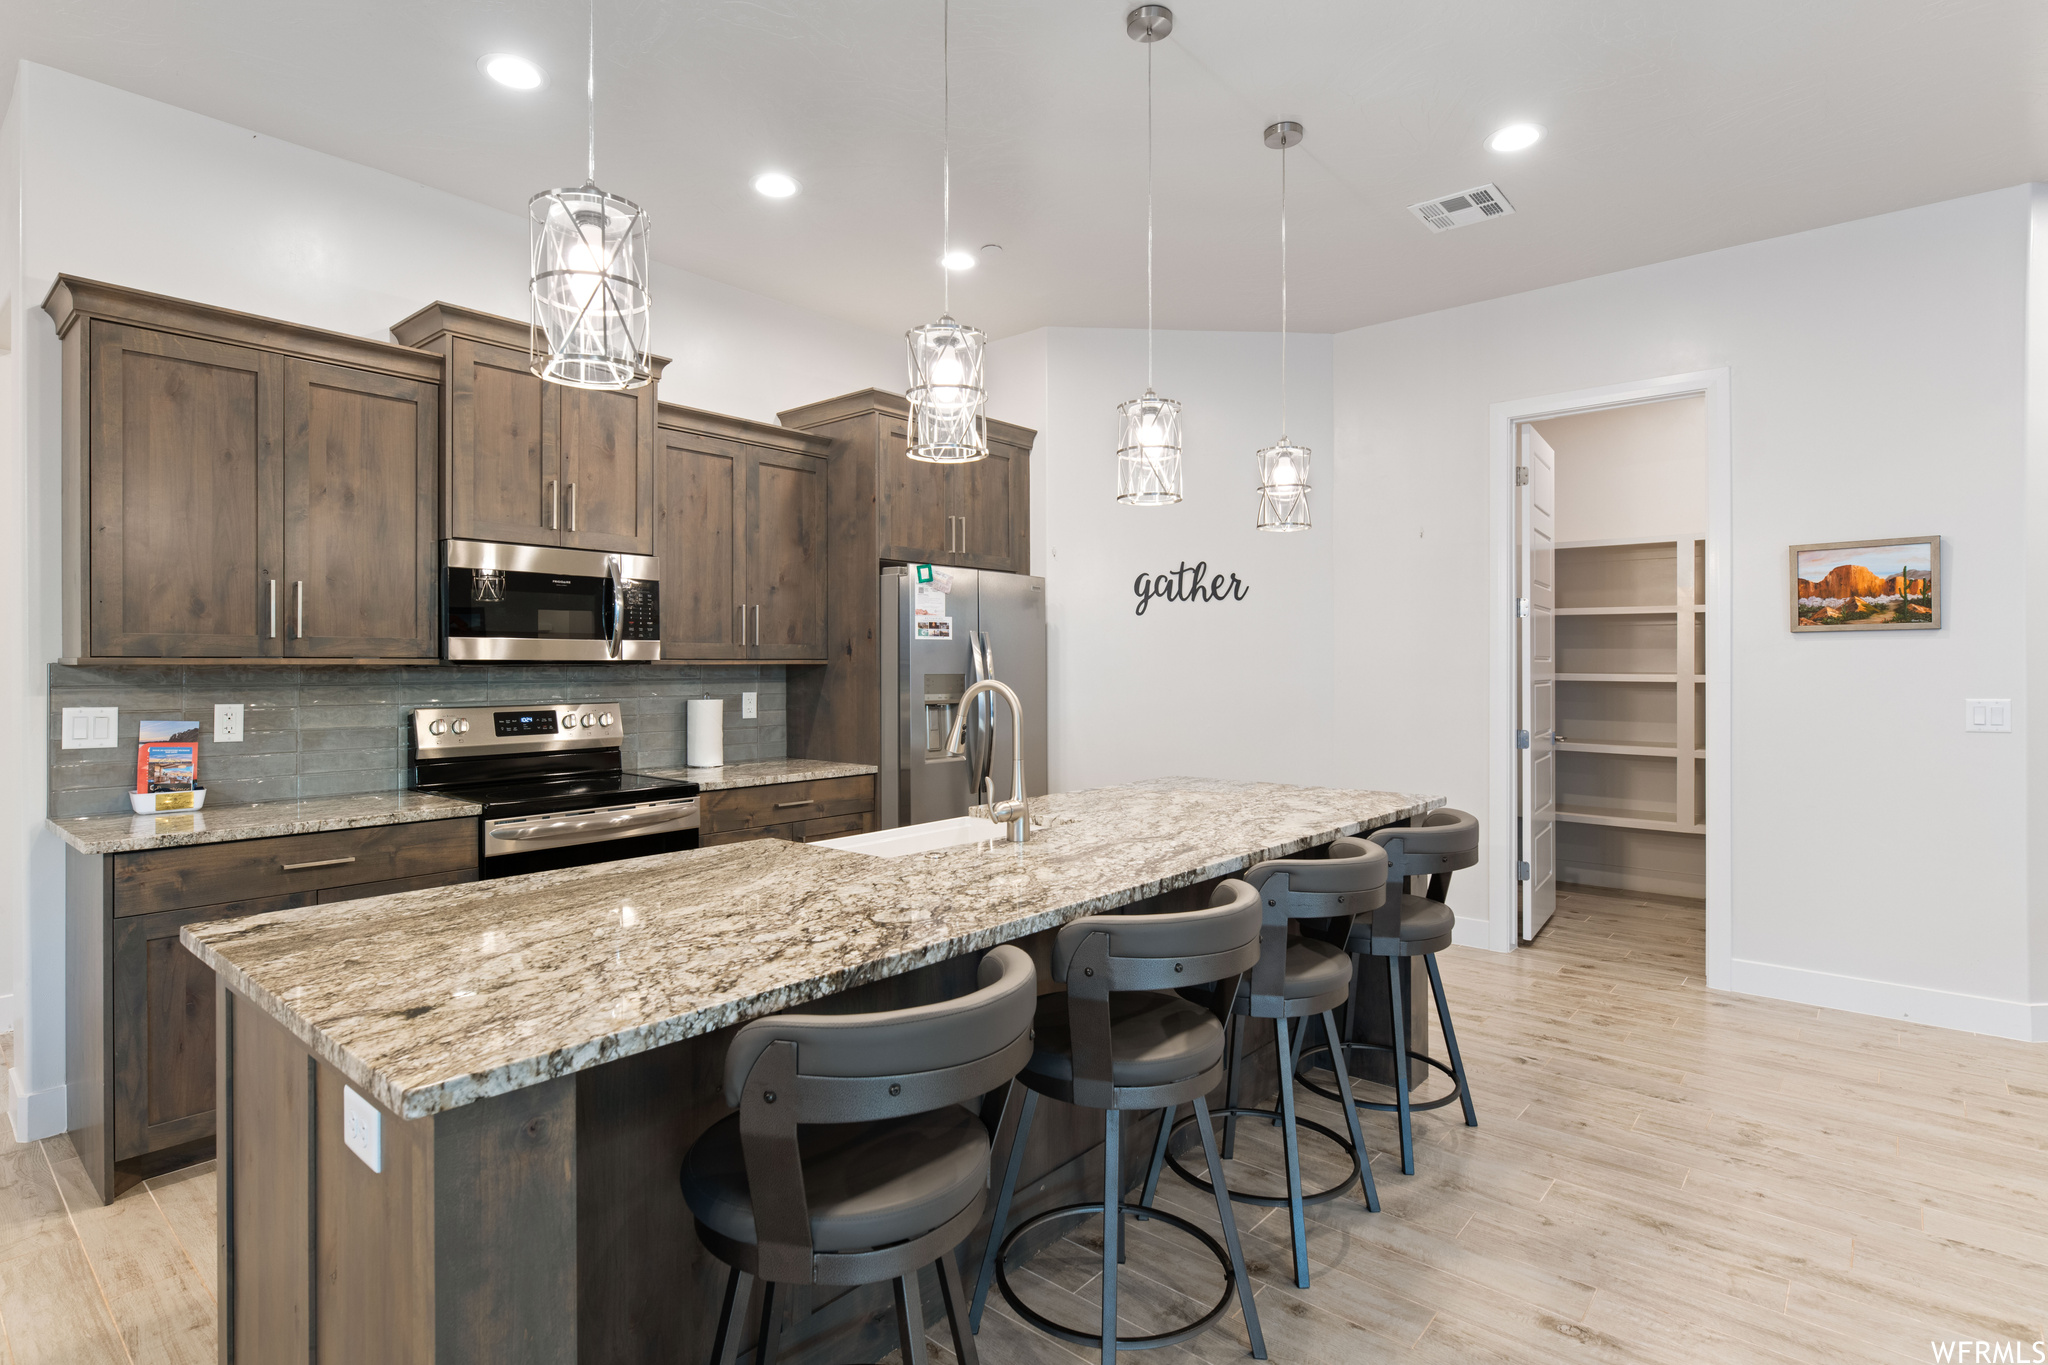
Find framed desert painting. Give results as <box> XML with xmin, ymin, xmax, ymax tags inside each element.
<box><xmin>1790</xmin><ymin>535</ymin><xmax>1940</xmax><ymax>631</ymax></box>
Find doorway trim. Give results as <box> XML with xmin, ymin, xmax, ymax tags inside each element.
<box><xmin>1485</xmin><ymin>369</ymin><xmax>1732</xmax><ymax>988</ymax></box>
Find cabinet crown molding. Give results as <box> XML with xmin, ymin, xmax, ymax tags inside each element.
<box><xmin>777</xmin><ymin>387</ymin><xmax>1036</xmax><ymax>449</ymax></box>
<box><xmin>390</xmin><ymin>300</ymin><xmax>668</xmax><ymax>377</ymax></box>
<box><xmin>658</xmin><ymin>401</ymin><xmax>833</xmax><ymax>455</ymax></box>
<box><xmin>43</xmin><ymin>276</ymin><xmax>443</xmax><ymax>382</ymax></box>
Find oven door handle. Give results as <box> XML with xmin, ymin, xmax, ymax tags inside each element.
<box><xmin>489</xmin><ymin>805</ymin><xmax>696</xmax><ymax>842</ymax></box>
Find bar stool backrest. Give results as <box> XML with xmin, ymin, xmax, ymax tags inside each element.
<box><xmin>726</xmin><ymin>944</ymin><xmax>1039</xmax><ymax>1279</ymax></box>
<box><xmin>1239</xmin><ymin>838</ymin><xmax>1389</xmax><ymax>1004</ymax></box>
<box><xmin>1368</xmin><ymin>808</ymin><xmax>1479</xmax><ymax>883</ymax></box>
<box><xmin>1053</xmin><ymin>879</ymin><xmax>1263</xmax><ymax>1107</ymax></box>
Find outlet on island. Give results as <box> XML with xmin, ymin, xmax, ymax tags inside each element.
<box><xmin>343</xmin><ymin>1085</ymin><xmax>382</xmax><ymax>1173</ymax></box>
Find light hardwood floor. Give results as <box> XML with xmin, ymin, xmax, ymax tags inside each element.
<box><xmin>6</xmin><ymin>887</ymin><xmax>2047</xmax><ymax>1363</ymax></box>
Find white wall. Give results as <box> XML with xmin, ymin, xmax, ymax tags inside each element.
<box><xmin>1</xmin><ymin>61</ymin><xmax>902</xmax><ymax>1138</ymax></box>
<box><xmin>1334</xmin><ymin>185</ymin><xmax>2046</xmax><ymax>1039</ymax></box>
<box><xmin>1535</xmin><ymin>395</ymin><xmax>1706</xmax><ymax>544</ymax></box>
<box><xmin>990</xmin><ymin>326</ymin><xmax>1337</xmax><ymax>794</ymax></box>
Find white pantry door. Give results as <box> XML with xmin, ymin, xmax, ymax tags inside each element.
<box><xmin>1520</xmin><ymin>426</ymin><xmax>1558</xmax><ymax>940</ymax></box>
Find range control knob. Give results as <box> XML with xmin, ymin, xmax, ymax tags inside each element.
<box><xmin>561</xmin><ymin>714</ymin><xmax>578</xmax><ymax>728</ymax></box>
<box><xmin>585</xmin><ymin>713</ymin><xmax>600</xmax><ymax>728</ymax></box>
<box><xmin>427</xmin><ymin>719</ymin><xmax>447</xmax><ymax>736</ymax></box>
<box><xmin>451</xmin><ymin>718</ymin><xmax>471</xmax><ymax>735</ymax></box>
<box><xmin>598</xmin><ymin>712</ymin><xmax>615</xmax><ymax>726</ymax></box>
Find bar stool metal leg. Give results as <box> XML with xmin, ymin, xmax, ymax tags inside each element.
<box><xmin>972</xmin><ymin>1085</ymin><xmax>1038</xmax><ymax>1331</ymax></box>
<box><xmin>1136</xmin><ymin>1105</ymin><xmax>1174</xmax><ymax>1220</ymax></box>
<box><xmin>755</xmin><ymin>1280</ymin><xmax>786</xmax><ymax>1365</ymax></box>
<box><xmin>1100</xmin><ymin>1108</ymin><xmax>1121</xmax><ymax>1365</ymax></box>
<box><xmin>1222</xmin><ymin>1012</ymin><xmax>1246</xmax><ymax>1158</ymax></box>
<box><xmin>707</xmin><ymin>1265</ymin><xmax>744</xmax><ymax>1365</ymax></box>
<box><xmin>894</xmin><ymin>1272</ymin><xmax>930</xmax><ymax>1365</ymax></box>
<box><xmin>1191</xmin><ymin>1093</ymin><xmax>1267</xmax><ymax>1359</ymax></box>
<box><xmin>1426</xmin><ymin>954</ymin><xmax>1478</xmax><ymax>1128</ymax></box>
<box><xmin>1319</xmin><ymin>1007</ymin><xmax>1380</xmax><ymax>1213</ymax></box>
<box><xmin>1387</xmin><ymin>955</ymin><xmax>1415</xmax><ymax>1175</ymax></box>
<box><xmin>937</xmin><ymin>1251</ymin><xmax>982</xmax><ymax>1365</ymax></box>
<box><xmin>1273</xmin><ymin>1015</ymin><xmax>1311</xmax><ymax>1288</ymax></box>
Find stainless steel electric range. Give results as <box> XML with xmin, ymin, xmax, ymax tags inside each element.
<box><xmin>409</xmin><ymin>702</ymin><xmax>699</xmax><ymax>879</ymax></box>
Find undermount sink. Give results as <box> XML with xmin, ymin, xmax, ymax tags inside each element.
<box><xmin>813</xmin><ymin>815</ymin><xmax>1010</xmax><ymax>858</ymax></box>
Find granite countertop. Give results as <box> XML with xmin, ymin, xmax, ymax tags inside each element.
<box><xmin>183</xmin><ymin>778</ymin><xmax>1441</xmax><ymax>1120</ymax></box>
<box><xmin>48</xmin><ymin>790</ymin><xmax>484</xmax><ymax>855</ymax></box>
<box><xmin>645</xmin><ymin>758</ymin><xmax>879</xmax><ymax>791</ymax></box>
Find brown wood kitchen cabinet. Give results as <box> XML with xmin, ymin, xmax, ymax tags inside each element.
<box><xmin>391</xmin><ymin>303</ymin><xmax>664</xmax><ymax>556</ymax></box>
<box><xmin>44</xmin><ymin>277</ymin><xmax>444</xmax><ymax>665</ymax></box>
<box><xmin>696</xmin><ymin>775</ymin><xmax>876</xmax><ymax>846</ymax></box>
<box><xmin>66</xmin><ymin>818</ymin><xmax>479</xmax><ymax>1203</ymax></box>
<box><xmin>776</xmin><ymin>390</ymin><xmax>1035</xmax><ymax>763</ymax></box>
<box><xmin>656</xmin><ymin>404</ymin><xmax>832</xmax><ymax>662</ymax></box>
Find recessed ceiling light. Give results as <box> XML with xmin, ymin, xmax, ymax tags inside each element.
<box><xmin>480</xmin><ymin>54</ymin><xmax>547</xmax><ymax>90</ymax></box>
<box><xmin>941</xmin><ymin>250</ymin><xmax>977</xmax><ymax>272</ymax></box>
<box><xmin>1487</xmin><ymin>122</ymin><xmax>1543</xmax><ymax>153</ymax></box>
<box><xmin>752</xmin><ymin>172</ymin><xmax>800</xmax><ymax>199</ymax></box>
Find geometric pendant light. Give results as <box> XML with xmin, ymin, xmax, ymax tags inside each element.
<box><xmin>1116</xmin><ymin>5</ymin><xmax>1184</xmax><ymax>506</ymax></box>
<box><xmin>530</xmin><ymin>0</ymin><xmax>653</xmax><ymax>391</ymax></box>
<box><xmin>905</xmin><ymin>0</ymin><xmax>989</xmax><ymax>463</ymax></box>
<box><xmin>1255</xmin><ymin>120</ymin><xmax>1311</xmax><ymax>531</ymax></box>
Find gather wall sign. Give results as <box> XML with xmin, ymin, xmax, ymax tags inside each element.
<box><xmin>1133</xmin><ymin>560</ymin><xmax>1250</xmax><ymax>616</ymax></box>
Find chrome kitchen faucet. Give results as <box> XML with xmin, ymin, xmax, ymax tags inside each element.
<box><xmin>945</xmin><ymin>678</ymin><xmax>1032</xmax><ymax>843</ymax></box>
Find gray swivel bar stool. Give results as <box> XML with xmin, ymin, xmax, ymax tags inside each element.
<box><xmin>1140</xmin><ymin>836</ymin><xmax>1386</xmax><ymax>1290</ymax></box>
<box><xmin>971</xmin><ymin>881</ymin><xmax>1267</xmax><ymax>1365</ymax></box>
<box><xmin>1300</xmin><ymin>808</ymin><xmax>1479</xmax><ymax>1175</ymax></box>
<box><xmin>681</xmin><ymin>944</ymin><xmax>1038</xmax><ymax>1365</ymax></box>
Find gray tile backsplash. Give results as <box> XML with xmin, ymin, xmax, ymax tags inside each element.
<box><xmin>48</xmin><ymin>664</ymin><xmax>788</xmax><ymax>818</ymax></box>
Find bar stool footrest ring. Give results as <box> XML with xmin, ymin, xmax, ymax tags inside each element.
<box><xmin>1160</xmin><ymin>1107</ymin><xmax>1361</xmax><ymax>1207</ymax></box>
<box><xmin>1297</xmin><ymin>1042</ymin><xmax>1467</xmax><ymax>1114</ymax></box>
<box><xmin>992</xmin><ymin>1201</ymin><xmax>1234</xmax><ymax>1351</ymax></box>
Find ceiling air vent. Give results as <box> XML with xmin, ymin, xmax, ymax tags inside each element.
<box><xmin>1409</xmin><ymin>183</ymin><xmax>1516</xmax><ymax>233</ymax></box>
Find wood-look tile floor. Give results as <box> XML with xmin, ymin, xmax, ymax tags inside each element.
<box><xmin>8</xmin><ymin>886</ymin><xmax>2048</xmax><ymax>1363</ymax></box>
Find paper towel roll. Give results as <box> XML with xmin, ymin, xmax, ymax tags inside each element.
<box><xmin>686</xmin><ymin>698</ymin><xmax>725</xmax><ymax>768</ymax></box>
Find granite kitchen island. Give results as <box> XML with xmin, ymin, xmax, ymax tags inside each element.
<box><xmin>184</xmin><ymin>778</ymin><xmax>1440</xmax><ymax>1365</ymax></box>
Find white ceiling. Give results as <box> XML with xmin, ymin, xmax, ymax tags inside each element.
<box><xmin>7</xmin><ymin>0</ymin><xmax>2048</xmax><ymax>338</ymax></box>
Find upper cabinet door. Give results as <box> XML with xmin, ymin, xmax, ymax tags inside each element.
<box><xmin>280</xmin><ymin>359</ymin><xmax>439</xmax><ymax>658</ymax></box>
<box><xmin>875</xmin><ymin>416</ymin><xmax>953</xmax><ymax>564</ymax></box>
<box><xmin>88</xmin><ymin>323</ymin><xmax>281</xmax><ymax>658</ymax></box>
<box><xmin>558</xmin><ymin>385</ymin><xmax>656</xmax><ymax>555</ymax></box>
<box><xmin>444</xmin><ymin>337</ymin><xmax>556</xmax><ymax>546</ymax></box>
<box><xmin>656</xmin><ymin>428</ymin><xmax>746</xmax><ymax>660</ymax></box>
<box><xmin>746</xmin><ymin>449</ymin><xmax>828</xmax><ymax>661</ymax></box>
<box><xmin>950</xmin><ymin>443</ymin><xmax>1016</xmax><ymax>572</ymax></box>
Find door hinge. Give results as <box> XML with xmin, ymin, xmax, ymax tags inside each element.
<box><xmin>1515</xmin><ymin>466</ymin><xmax>1530</xmax><ymax>486</ymax></box>
<box><xmin>1517</xmin><ymin>597</ymin><xmax>1530</xmax><ymax>619</ymax></box>
<box><xmin>1516</xmin><ymin>860</ymin><xmax>1532</xmax><ymax>881</ymax></box>
<box><xmin>1516</xmin><ymin>729</ymin><xmax>1530</xmax><ymax>750</ymax></box>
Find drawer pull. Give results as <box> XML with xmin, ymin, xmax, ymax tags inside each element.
<box><xmin>281</xmin><ymin>856</ymin><xmax>358</xmax><ymax>872</ymax></box>
<box><xmin>773</xmin><ymin>799</ymin><xmax>816</xmax><ymax>810</ymax></box>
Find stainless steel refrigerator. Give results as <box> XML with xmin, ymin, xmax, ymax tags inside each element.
<box><xmin>878</xmin><ymin>566</ymin><xmax>1048</xmax><ymax>829</ymax></box>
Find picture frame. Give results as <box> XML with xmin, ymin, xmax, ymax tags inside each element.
<box><xmin>1789</xmin><ymin>535</ymin><xmax>1940</xmax><ymax>632</ymax></box>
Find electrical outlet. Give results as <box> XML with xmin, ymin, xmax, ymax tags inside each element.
<box><xmin>61</xmin><ymin>707</ymin><xmax>119</xmax><ymax>749</ymax></box>
<box><xmin>213</xmin><ymin>703</ymin><xmax>244</xmax><ymax>743</ymax></box>
<box><xmin>342</xmin><ymin>1085</ymin><xmax>382</xmax><ymax>1173</ymax></box>
<box><xmin>1964</xmin><ymin>698</ymin><xmax>2012</xmax><ymax>733</ymax></box>
<box><xmin>742</xmin><ymin>691</ymin><xmax>757</xmax><ymax>719</ymax></box>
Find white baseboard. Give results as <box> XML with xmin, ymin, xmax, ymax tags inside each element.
<box><xmin>1729</xmin><ymin>957</ymin><xmax>2047</xmax><ymax>1042</ymax></box>
<box><xmin>1452</xmin><ymin>913</ymin><xmax>1496</xmax><ymax>950</ymax></box>
<box><xmin>8</xmin><ymin>1065</ymin><xmax>65</xmax><ymax>1143</ymax></box>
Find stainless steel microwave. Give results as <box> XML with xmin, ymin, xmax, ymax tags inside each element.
<box><xmin>442</xmin><ymin>540</ymin><xmax>661</xmax><ymax>662</ymax></box>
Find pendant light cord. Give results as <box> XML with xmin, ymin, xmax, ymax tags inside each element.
<box><xmin>1145</xmin><ymin>41</ymin><xmax>1155</xmax><ymax>392</ymax></box>
<box><xmin>942</xmin><ymin>0</ymin><xmax>952</xmax><ymax>317</ymax></box>
<box><xmin>586</xmin><ymin>0</ymin><xmax>597</xmax><ymax>184</ymax></box>
<box><xmin>1279</xmin><ymin>140</ymin><xmax>1288</xmax><ymax>440</ymax></box>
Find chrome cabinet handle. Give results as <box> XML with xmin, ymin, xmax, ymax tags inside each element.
<box><xmin>267</xmin><ymin>579</ymin><xmax>277</xmax><ymax>639</ymax></box>
<box><xmin>489</xmin><ymin>806</ymin><xmax>696</xmax><ymax>841</ymax></box>
<box><xmin>294</xmin><ymin>581</ymin><xmax>305</xmax><ymax>639</ymax></box>
<box><xmin>773</xmin><ymin>799</ymin><xmax>815</xmax><ymax>810</ymax></box>
<box><xmin>281</xmin><ymin>856</ymin><xmax>355</xmax><ymax>871</ymax></box>
<box><xmin>736</xmin><ymin>602</ymin><xmax>745</xmax><ymax>646</ymax></box>
<box><xmin>548</xmin><ymin>478</ymin><xmax>559</xmax><ymax>530</ymax></box>
<box><xmin>752</xmin><ymin>604</ymin><xmax>761</xmax><ymax>646</ymax></box>
<box><xmin>567</xmin><ymin>482</ymin><xmax>577</xmax><ymax>532</ymax></box>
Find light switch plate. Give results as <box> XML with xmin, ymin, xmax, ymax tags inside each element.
<box><xmin>61</xmin><ymin>707</ymin><xmax>119</xmax><ymax>750</ymax></box>
<box><xmin>342</xmin><ymin>1085</ymin><xmax>382</xmax><ymax>1173</ymax></box>
<box><xmin>742</xmin><ymin>691</ymin><xmax>757</xmax><ymax>719</ymax></box>
<box><xmin>1964</xmin><ymin>698</ymin><xmax>2012</xmax><ymax>733</ymax></box>
<box><xmin>213</xmin><ymin>703</ymin><xmax>244</xmax><ymax>743</ymax></box>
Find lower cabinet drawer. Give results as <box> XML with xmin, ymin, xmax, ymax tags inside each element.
<box><xmin>700</xmin><ymin>776</ymin><xmax>875</xmax><ymax>835</ymax></box>
<box><xmin>113</xmin><ymin>818</ymin><xmax>478</xmax><ymax>916</ymax></box>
